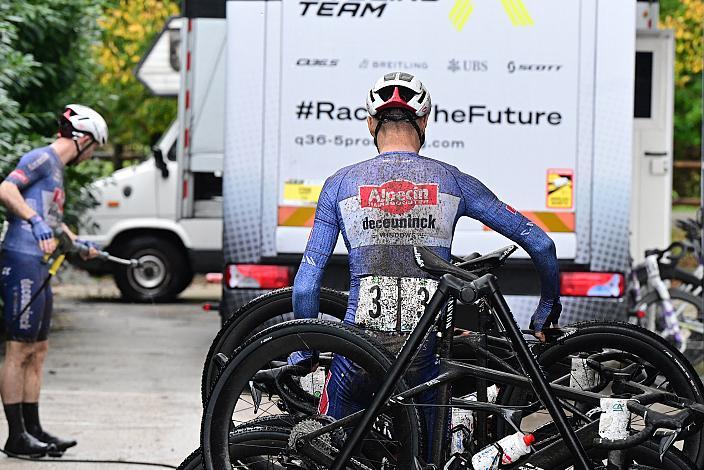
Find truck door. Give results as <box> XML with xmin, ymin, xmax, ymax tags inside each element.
<box><xmin>631</xmin><ymin>30</ymin><xmax>675</xmax><ymax>261</ymax></box>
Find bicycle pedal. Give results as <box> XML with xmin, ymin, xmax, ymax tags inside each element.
<box><xmin>214</xmin><ymin>353</ymin><xmax>229</xmax><ymax>371</ymax></box>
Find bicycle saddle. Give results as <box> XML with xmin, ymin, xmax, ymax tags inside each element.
<box><xmin>414</xmin><ymin>245</ymin><xmax>519</xmax><ymax>281</ymax></box>
<box><xmin>414</xmin><ymin>246</ymin><xmax>479</xmax><ymax>281</ymax></box>
<box><xmin>454</xmin><ymin>245</ymin><xmax>518</xmax><ymax>273</ymax></box>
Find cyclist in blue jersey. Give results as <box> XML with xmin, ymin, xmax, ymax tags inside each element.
<box><xmin>0</xmin><ymin>105</ymin><xmax>107</xmax><ymax>457</ymax></box>
<box><xmin>291</xmin><ymin>73</ymin><xmax>561</xmax><ymax>441</ymax></box>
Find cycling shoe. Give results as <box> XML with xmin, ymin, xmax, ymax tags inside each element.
<box><xmin>4</xmin><ymin>431</ymin><xmax>56</xmax><ymax>458</ymax></box>
<box><xmin>28</xmin><ymin>429</ymin><xmax>77</xmax><ymax>453</ymax></box>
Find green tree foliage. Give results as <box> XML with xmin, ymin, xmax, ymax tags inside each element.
<box><xmin>91</xmin><ymin>0</ymin><xmax>180</xmax><ymax>155</ymax></box>
<box><xmin>661</xmin><ymin>0</ymin><xmax>703</xmax><ymax>199</ymax></box>
<box><xmin>0</xmin><ymin>1</ymin><xmax>105</xmax><ymax>227</ymax></box>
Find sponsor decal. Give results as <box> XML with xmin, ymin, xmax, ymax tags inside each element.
<box><xmin>362</xmin><ymin>214</ymin><xmax>436</xmax><ymax>230</ymax></box>
<box><xmin>450</xmin><ymin>0</ymin><xmax>533</xmax><ymax>31</ymax></box>
<box><xmin>19</xmin><ymin>278</ymin><xmax>33</xmax><ymax>330</ymax></box>
<box><xmin>8</xmin><ymin>169</ymin><xmax>29</xmax><ymax>185</ymax></box>
<box><xmin>546</xmin><ymin>169</ymin><xmax>573</xmax><ymax>209</ymax></box>
<box><xmin>52</xmin><ymin>188</ymin><xmax>66</xmax><ymax>213</ymax></box>
<box><xmin>317</xmin><ymin>371</ymin><xmax>332</xmax><ymax>414</ymax></box>
<box><xmin>296</xmin><ymin>58</ymin><xmax>338</xmax><ymax>67</ymax></box>
<box><xmin>448</xmin><ymin>59</ymin><xmax>488</xmax><ymax>73</ymax></box>
<box><xmin>27</xmin><ymin>152</ymin><xmax>50</xmax><ymax>171</ymax></box>
<box><xmin>299</xmin><ymin>0</ymin><xmax>438</xmax><ymax>18</ymax></box>
<box><xmin>358</xmin><ymin>59</ymin><xmax>428</xmax><ymax>70</ymax></box>
<box><xmin>508</xmin><ymin>61</ymin><xmax>563</xmax><ymax>73</ymax></box>
<box><xmin>413</xmin><ymin>247</ymin><xmax>425</xmax><ymax>267</ymax></box>
<box><xmin>359</xmin><ymin>180</ymin><xmax>438</xmax><ymax>215</ymax></box>
<box><xmin>296</xmin><ymin>101</ymin><xmax>563</xmax><ymax>126</ymax></box>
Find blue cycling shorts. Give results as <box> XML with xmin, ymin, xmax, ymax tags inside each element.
<box><xmin>317</xmin><ymin>330</ymin><xmax>439</xmax><ymax>446</ymax></box>
<box><xmin>1</xmin><ymin>250</ymin><xmax>52</xmax><ymax>342</ymax></box>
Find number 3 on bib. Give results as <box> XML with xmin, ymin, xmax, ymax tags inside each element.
<box><xmin>356</xmin><ymin>276</ymin><xmax>438</xmax><ymax>332</ymax></box>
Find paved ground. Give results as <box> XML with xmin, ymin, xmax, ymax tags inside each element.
<box><xmin>0</xmin><ymin>269</ymin><xmax>221</xmax><ymax>469</ymax></box>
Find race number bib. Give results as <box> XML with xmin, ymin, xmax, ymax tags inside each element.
<box><xmin>355</xmin><ymin>276</ymin><xmax>438</xmax><ymax>332</ymax></box>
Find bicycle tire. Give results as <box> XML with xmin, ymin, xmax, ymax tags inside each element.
<box><xmin>638</xmin><ymin>288</ymin><xmax>703</xmax><ymax>315</ymax></box>
<box><xmin>636</xmin><ymin>288</ymin><xmax>703</xmax><ymax>367</ymax></box>
<box><xmin>201</xmin><ymin>287</ymin><xmax>348</xmax><ymax>405</ymax></box>
<box><xmin>201</xmin><ymin>319</ymin><xmax>423</xmax><ymax>470</ymax></box>
<box><xmin>497</xmin><ymin>321</ymin><xmax>704</xmax><ymax>467</ymax></box>
<box><xmin>184</xmin><ymin>425</ymin><xmax>294</xmax><ymax>469</ymax></box>
<box><xmin>547</xmin><ymin>439</ymin><xmax>696</xmax><ymax>470</ymax></box>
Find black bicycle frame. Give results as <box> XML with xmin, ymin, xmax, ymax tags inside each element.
<box><xmin>329</xmin><ymin>273</ymin><xmax>594</xmax><ymax>470</ymax></box>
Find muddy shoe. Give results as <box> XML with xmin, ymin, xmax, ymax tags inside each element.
<box><xmin>4</xmin><ymin>431</ymin><xmax>56</xmax><ymax>458</ymax></box>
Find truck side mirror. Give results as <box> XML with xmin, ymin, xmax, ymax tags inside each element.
<box><xmin>153</xmin><ymin>147</ymin><xmax>169</xmax><ymax>179</ymax></box>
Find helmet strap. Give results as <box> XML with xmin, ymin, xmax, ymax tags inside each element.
<box><xmin>69</xmin><ymin>137</ymin><xmax>95</xmax><ymax>166</ymax></box>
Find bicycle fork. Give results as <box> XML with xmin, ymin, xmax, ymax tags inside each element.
<box><xmin>644</xmin><ymin>254</ymin><xmax>686</xmax><ymax>352</ymax></box>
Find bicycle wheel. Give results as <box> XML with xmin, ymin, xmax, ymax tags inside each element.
<box><xmin>540</xmin><ymin>438</ymin><xmax>696</xmax><ymax>469</ymax></box>
<box><xmin>497</xmin><ymin>321</ymin><xmax>704</xmax><ymax>467</ymax></box>
<box><xmin>635</xmin><ymin>288</ymin><xmax>703</xmax><ymax>369</ymax></box>
<box><xmin>201</xmin><ymin>319</ymin><xmax>423</xmax><ymax>470</ymax></box>
<box><xmin>181</xmin><ymin>424</ymin><xmax>297</xmax><ymax>469</ymax></box>
<box><xmin>202</xmin><ymin>287</ymin><xmax>348</xmax><ymax>404</ymax></box>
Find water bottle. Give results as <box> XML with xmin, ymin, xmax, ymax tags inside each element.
<box><xmin>598</xmin><ymin>398</ymin><xmax>631</xmax><ymax>441</ymax></box>
<box><xmin>470</xmin><ymin>432</ymin><xmax>535</xmax><ymax>469</ymax></box>
<box><xmin>450</xmin><ymin>385</ymin><xmax>500</xmax><ymax>455</ymax></box>
<box><xmin>299</xmin><ymin>367</ymin><xmax>327</xmax><ymax>398</ymax></box>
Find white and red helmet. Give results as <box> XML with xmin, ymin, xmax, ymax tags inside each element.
<box><xmin>366</xmin><ymin>72</ymin><xmax>431</xmax><ymax>118</ymax></box>
<box><xmin>59</xmin><ymin>104</ymin><xmax>109</xmax><ymax>146</ymax></box>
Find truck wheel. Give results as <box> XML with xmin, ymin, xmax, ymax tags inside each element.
<box><xmin>113</xmin><ymin>236</ymin><xmax>191</xmax><ymax>302</ymax></box>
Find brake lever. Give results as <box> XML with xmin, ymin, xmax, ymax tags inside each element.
<box><xmin>658</xmin><ymin>429</ymin><xmax>679</xmax><ymax>461</ymax></box>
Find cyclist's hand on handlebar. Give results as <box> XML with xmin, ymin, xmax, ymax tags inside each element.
<box><xmin>530</xmin><ymin>298</ymin><xmax>562</xmax><ymax>343</ymax></box>
<box><xmin>29</xmin><ymin>215</ymin><xmax>55</xmax><ymax>254</ymax></box>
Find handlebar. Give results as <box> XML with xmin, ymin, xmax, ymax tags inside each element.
<box><xmin>644</xmin><ymin>241</ymin><xmax>689</xmax><ymax>262</ymax></box>
<box><xmin>595</xmin><ymin>399</ymin><xmax>700</xmax><ymax>450</ymax></box>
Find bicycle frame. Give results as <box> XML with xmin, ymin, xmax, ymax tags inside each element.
<box><xmin>325</xmin><ymin>272</ymin><xmax>595</xmax><ymax>470</ymax></box>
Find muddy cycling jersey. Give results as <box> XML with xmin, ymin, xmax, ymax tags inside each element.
<box><xmin>2</xmin><ymin>146</ymin><xmax>65</xmax><ymax>257</ymax></box>
<box><xmin>293</xmin><ymin>151</ymin><xmax>559</xmax><ymax>332</ymax></box>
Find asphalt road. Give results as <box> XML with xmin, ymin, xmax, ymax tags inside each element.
<box><xmin>0</xmin><ymin>270</ymin><xmax>221</xmax><ymax>469</ymax></box>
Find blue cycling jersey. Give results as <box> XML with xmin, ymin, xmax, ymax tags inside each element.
<box><xmin>293</xmin><ymin>151</ymin><xmax>560</xmax><ymax>332</ymax></box>
<box><xmin>2</xmin><ymin>146</ymin><xmax>65</xmax><ymax>257</ymax></box>
<box><xmin>291</xmin><ymin>151</ymin><xmax>561</xmax><ymax>441</ymax></box>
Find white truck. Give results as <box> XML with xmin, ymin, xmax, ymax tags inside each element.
<box><xmin>79</xmin><ymin>17</ymin><xmax>225</xmax><ymax>301</ymax></box>
<box><xmin>82</xmin><ymin>0</ymin><xmax>674</xmax><ymax>325</ymax></box>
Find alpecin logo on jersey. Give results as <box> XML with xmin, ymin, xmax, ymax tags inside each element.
<box><xmin>359</xmin><ymin>180</ymin><xmax>438</xmax><ymax>215</ymax></box>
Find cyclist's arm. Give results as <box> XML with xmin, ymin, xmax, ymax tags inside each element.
<box><xmin>293</xmin><ymin>176</ymin><xmax>341</xmax><ymax>320</ymax></box>
<box><xmin>453</xmin><ymin>170</ymin><xmax>560</xmax><ymax>332</ymax></box>
<box><xmin>0</xmin><ymin>181</ymin><xmax>37</xmax><ymax>220</ymax></box>
<box><xmin>290</xmin><ymin>176</ymin><xmax>341</xmax><ymax>367</ymax></box>
<box><xmin>0</xmin><ymin>152</ymin><xmax>53</xmax><ymax>220</ymax></box>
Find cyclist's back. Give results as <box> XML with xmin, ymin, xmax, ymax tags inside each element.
<box><xmin>292</xmin><ymin>73</ymin><xmax>561</xmax><ymax>424</ymax></box>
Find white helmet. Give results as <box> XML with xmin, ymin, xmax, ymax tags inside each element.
<box><xmin>59</xmin><ymin>104</ymin><xmax>109</xmax><ymax>146</ymax></box>
<box><xmin>366</xmin><ymin>72</ymin><xmax>431</xmax><ymax>118</ymax></box>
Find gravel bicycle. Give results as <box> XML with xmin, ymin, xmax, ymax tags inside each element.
<box><xmin>199</xmin><ymin>245</ymin><xmax>704</xmax><ymax>469</ymax></box>
<box><xmin>627</xmin><ymin>242</ymin><xmax>703</xmax><ymax>368</ymax></box>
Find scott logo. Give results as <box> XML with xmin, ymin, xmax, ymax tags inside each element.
<box><xmin>360</xmin><ymin>180</ymin><xmax>438</xmax><ymax>215</ymax></box>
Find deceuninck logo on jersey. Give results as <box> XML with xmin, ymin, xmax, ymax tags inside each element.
<box><xmin>359</xmin><ymin>180</ymin><xmax>438</xmax><ymax>215</ymax></box>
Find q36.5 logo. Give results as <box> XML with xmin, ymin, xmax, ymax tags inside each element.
<box><xmin>296</xmin><ymin>58</ymin><xmax>339</xmax><ymax>67</ymax></box>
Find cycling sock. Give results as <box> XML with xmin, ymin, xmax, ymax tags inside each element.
<box><xmin>22</xmin><ymin>402</ymin><xmax>41</xmax><ymax>435</ymax></box>
<box><xmin>3</xmin><ymin>403</ymin><xmax>26</xmax><ymax>437</ymax></box>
